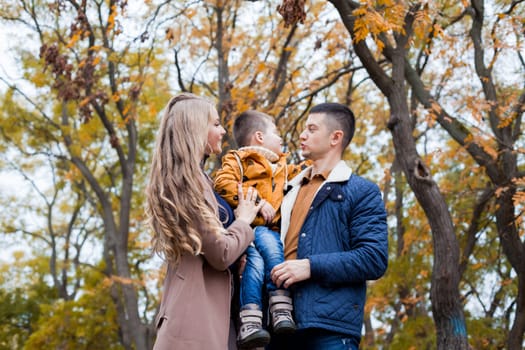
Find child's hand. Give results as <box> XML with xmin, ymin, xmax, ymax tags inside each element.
<box><xmin>258</xmin><ymin>200</ymin><xmax>276</xmax><ymax>224</ymax></box>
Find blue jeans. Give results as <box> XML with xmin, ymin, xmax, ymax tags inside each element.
<box><xmin>240</xmin><ymin>226</ymin><xmax>284</xmax><ymax>308</ymax></box>
<box><xmin>268</xmin><ymin>328</ymin><xmax>360</xmax><ymax>350</ymax></box>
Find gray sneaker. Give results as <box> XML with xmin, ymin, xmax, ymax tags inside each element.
<box><xmin>237</xmin><ymin>304</ymin><xmax>271</xmax><ymax>349</ymax></box>
<box><xmin>269</xmin><ymin>290</ymin><xmax>296</xmax><ymax>334</ymax></box>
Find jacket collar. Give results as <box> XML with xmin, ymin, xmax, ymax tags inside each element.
<box><xmin>288</xmin><ymin>160</ymin><xmax>352</xmax><ymax>187</ymax></box>
<box><xmin>238</xmin><ymin>146</ymin><xmax>280</xmax><ymax>163</ymax></box>
<box><xmin>280</xmin><ymin>160</ymin><xmax>352</xmax><ymax>241</ymax></box>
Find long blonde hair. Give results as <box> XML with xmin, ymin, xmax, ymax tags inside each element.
<box><xmin>146</xmin><ymin>93</ymin><xmax>225</xmax><ymax>264</ymax></box>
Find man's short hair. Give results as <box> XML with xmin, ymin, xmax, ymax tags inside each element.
<box><xmin>310</xmin><ymin>103</ymin><xmax>355</xmax><ymax>149</ymax></box>
<box><xmin>233</xmin><ymin>110</ymin><xmax>273</xmax><ymax>147</ymax></box>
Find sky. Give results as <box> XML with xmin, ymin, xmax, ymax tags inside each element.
<box><xmin>0</xmin><ymin>24</ymin><xmax>42</xmax><ymax>261</ymax></box>
<box><xmin>0</xmin><ymin>27</ymin><xmax>21</xmax><ymax>200</ymax></box>
<box><xmin>1</xmin><ymin>22</ymin><xmax>23</xmax><ymax>190</ymax></box>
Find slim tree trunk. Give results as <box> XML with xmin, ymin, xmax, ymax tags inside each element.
<box><xmin>496</xmin><ymin>191</ymin><xmax>525</xmax><ymax>350</ymax></box>
<box><xmin>387</xmin><ymin>77</ymin><xmax>468</xmax><ymax>350</ymax></box>
<box><xmin>71</xmin><ymin>130</ymin><xmax>149</xmax><ymax>350</ymax></box>
<box><xmin>214</xmin><ymin>3</ymin><xmax>235</xmax><ymax>165</ymax></box>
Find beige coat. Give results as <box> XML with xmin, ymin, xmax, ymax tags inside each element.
<box><xmin>153</xmin><ymin>192</ymin><xmax>254</xmax><ymax>350</ymax></box>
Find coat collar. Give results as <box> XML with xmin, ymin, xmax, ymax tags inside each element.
<box><xmin>280</xmin><ymin>160</ymin><xmax>352</xmax><ymax>242</ymax></box>
<box><xmin>288</xmin><ymin>160</ymin><xmax>352</xmax><ymax>187</ymax></box>
<box><xmin>237</xmin><ymin>146</ymin><xmax>280</xmax><ymax>163</ymax></box>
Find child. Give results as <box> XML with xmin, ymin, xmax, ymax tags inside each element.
<box><xmin>215</xmin><ymin>110</ymin><xmax>306</xmax><ymax>349</ymax></box>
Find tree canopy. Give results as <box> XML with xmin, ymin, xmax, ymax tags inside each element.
<box><xmin>0</xmin><ymin>1</ymin><xmax>523</xmax><ymax>349</ymax></box>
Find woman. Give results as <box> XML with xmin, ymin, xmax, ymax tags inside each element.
<box><xmin>146</xmin><ymin>93</ymin><xmax>262</xmax><ymax>349</ymax></box>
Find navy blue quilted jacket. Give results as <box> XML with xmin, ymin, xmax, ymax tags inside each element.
<box><xmin>280</xmin><ymin>161</ymin><xmax>388</xmax><ymax>340</ymax></box>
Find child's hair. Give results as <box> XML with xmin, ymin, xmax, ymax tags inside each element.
<box><xmin>233</xmin><ymin>110</ymin><xmax>274</xmax><ymax>147</ymax></box>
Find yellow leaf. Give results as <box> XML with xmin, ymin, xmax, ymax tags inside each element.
<box><xmin>92</xmin><ymin>56</ymin><xmax>101</xmax><ymax>66</ymax></box>
<box><xmin>67</xmin><ymin>32</ymin><xmax>81</xmax><ymax>48</ymax></box>
<box><xmin>256</xmin><ymin>62</ymin><xmax>266</xmax><ymax>73</ymax></box>
<box><xmin>79</xmin><ymin>97</ymin><xmax>91</xmax><ymax>107</ymax></box>
<box><xmin>12</xmin><ymin>250</ymin><xmax>25</xmax><ymax>260</ymax></box>
<box><xmin>471</xmin><ymin>262</ymin><xmax>483</xmax><ymax>270</ymax></box>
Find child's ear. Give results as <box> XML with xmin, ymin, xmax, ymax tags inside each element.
<box><xmin>254</xmin><ymin>130</ymin><xmax>264</xmax><ymax>144</ymax></box>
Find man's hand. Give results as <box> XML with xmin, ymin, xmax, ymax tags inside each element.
<box><xmin>271</xmin><ymin>259</ymin><xmax>311</xmax><ymax>289</ymax></box>
<box><xmin>258</xmin><ymin>200</ymin><xmax>276</xmax><ymax>224</ymax></box>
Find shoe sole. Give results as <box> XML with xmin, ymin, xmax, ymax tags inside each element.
<box><xmin>238</xmin><ymin>333</ymin><xmax>271</xmax><ymax>349</ymax></box>
<box><xmin>273</xmin><ymin>321</ymin><xmax>296</xmax><ymax>335</ymax></box>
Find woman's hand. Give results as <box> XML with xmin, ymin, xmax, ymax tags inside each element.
<box><xmin>234</xmin><ymin>183</ymin><xmax>263</xmax><ymax>225</ymax></box>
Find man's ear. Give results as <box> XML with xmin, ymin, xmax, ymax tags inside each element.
<box><xmin>330</xmin><ymin>130</ymin><xmax>344</xmax><ymax>147</ymax></box>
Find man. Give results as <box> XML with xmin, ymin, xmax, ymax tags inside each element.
<box><xmin>270</xmin><ymin>103</ymin><xmax>388</xmax><ymax>350</ymax></box>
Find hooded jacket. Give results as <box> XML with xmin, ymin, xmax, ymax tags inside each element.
<box><xmin>214</xmin><ymin>146</ymin><xmax>306</xmax><ymax>229</ymax></box>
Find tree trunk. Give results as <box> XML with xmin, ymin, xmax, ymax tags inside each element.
<box><xmin>114</xmin><ymin>245</ymin><xmax>149</xmax><ymax>350</ymax></box>
<box><xmin>113</xmin><ymin>156</ymin><xmax>151</xmax><ymax>349</ymax></box>
<box><xmin>328</xmin><ymin>1</ymin><xmax>469</xmax><ymax>347</ymax></box>
<box><xmin>77</xmin><ymin>150</ymin><xmax>149</xmax><ymax>350</ymax></box>
<box><xmin>214</xmin><ymin>3</ymin><xmax>235</xmax><ymax>166</ymax></box>
<box><xmin>387</xmin><ymin>76</ymin><xmax>468</xmax><ymax>350</ymax></box>
<box><xmin>509</xmin><ymin>273</ymin><xmax>525</xmax><ymax>350</ymax></box>
<box><xmin>400</xmin><ymin>1</ymin><xmax>525</xmax><ymax>345</ymax></box>
<box><xmin>496</xmin><ymin>190</ymin><xmax>525</xmax><ymax>350</ymax></box>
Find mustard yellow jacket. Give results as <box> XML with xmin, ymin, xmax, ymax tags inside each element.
<box><xmin>214</xmin><ymin>146</ymin><xmax>306</xmax><ymax>228</ymax></box>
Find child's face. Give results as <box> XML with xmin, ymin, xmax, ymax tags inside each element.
<box><xmin>262</xmin><ymin>122</ymin><xmax>283</xmax><ymax>155</ymax></box>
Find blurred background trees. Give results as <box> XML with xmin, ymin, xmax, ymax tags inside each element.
<box><xmin>0</xmin><ymin>0</ymin><xmax>523</xmax><ymax>349</ymax></box>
